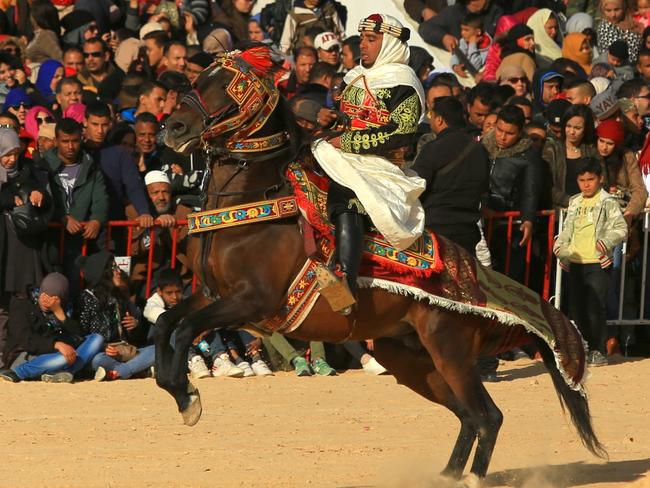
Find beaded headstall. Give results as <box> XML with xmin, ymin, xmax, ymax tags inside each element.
<box><xmin>181</xmin><ymin>49</ymin><xmax>287</xmax><ymax>154</ymax></box>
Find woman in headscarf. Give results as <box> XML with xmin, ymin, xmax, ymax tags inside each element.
<box><xmin>562</xmin><ymin>32</ymin><xmax>594</xmax><ymax>75</ymax></box>
<box><xmin>527</xmin><ymin>8</ymin><xmax>563</xmax><ymax>68</ymax></box>
<box><xmin>483</xmin><ymin>8</ymin><xmax>538</xmax><ymax>81</ymax></box>
<box><xmin>498</xmin><ymin>64</ymin><xmax>530</xmax><ymax>97</ymax></box>
<box><xmin>24</xmin><ymin>105</ymin><xmax>54</xmax><ymax>141</ymax></box>
<box><xmin>33</xmin><ymin>60</ymin><xmax>63</xmax><ymax>107</ymax></box>
<box><xmin>0</xmin><ymin>127</ymin><xmax>53</xmax><ymax>299</ymax></box>
<box><xmin>496</xmin><ymin>24</ymin><xmax>538</xmax><ymax>83</ymax></box>
<box><xmin>114</xmin><ymin>38</ymin><xmax>143</xmax><ymax>75</ymax></box>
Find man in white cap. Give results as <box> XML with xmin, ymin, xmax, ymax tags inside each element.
<box><xmin>314</xmin><ymin>31</ymin><xmax>341</xmax><ymax>67</ymax></box>
<box><xmin>143</xmin><ymin>170</ymin><xmax>176</xmax><ymax>228</ymax></box>
<box><xmin>313</xmin><ymin>14</ymin><xmax>426</xmax><ymax>314</ymax></box>
<box><xmin>127</xmin><ymin>170</ymin><xmax>192</xmax><ymax>291</ymax></box>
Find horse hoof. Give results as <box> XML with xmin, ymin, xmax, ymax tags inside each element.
<box><xmin>458</xmin><ymin>473</ymin><xmax>482</xmax><ymax>488</ymax></box>
<box><xmin>181</xmin><ymin>392</ymin><xmax>202</xmax><ymax>426</ymax></box>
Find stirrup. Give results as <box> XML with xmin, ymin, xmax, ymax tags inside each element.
<box><xmin>315</xmin><ymin>265</ymin><xmax>356</xmax><ymax>313</ymax></box>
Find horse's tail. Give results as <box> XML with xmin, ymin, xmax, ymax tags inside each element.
<box><xmin>533</xmin><ymin>336</ymin><xmax>608</xmax><ymax>460</ymax></box>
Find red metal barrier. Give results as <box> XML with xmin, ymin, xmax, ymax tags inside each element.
<box><xmin>49</xmin><ymin>220</ymin><xmax>193</xmax><ymax>298</ymax></box>
<box><xmin>483</xmin><ymin>209</ymin><xmax>556</xmax><ymax>300</ymax></box>
<box><xmin>52</xmin><ymin>212</ymin><xmax>558</xmax><ymax>301</ymax></box>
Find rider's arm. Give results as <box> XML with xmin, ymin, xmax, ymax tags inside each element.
<box><xmin>340</xmin><ymin>85</ymin><xmax>421</xmax><ymax>155</ymax></box>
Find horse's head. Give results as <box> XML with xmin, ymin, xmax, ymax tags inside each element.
<box><xmin>164</xmin><ymin>46</ymin><xmax>278</xmax><ymax>154</ymax></box>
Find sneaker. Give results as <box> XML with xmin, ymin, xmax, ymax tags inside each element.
<box><xmin>0</xmin><ymin>368</ymin><xmax>20</xmax><ymax>383</ymax></box>
<box><xmin>311</xmin><ymin>358</ymin><xmax>337</xmax><ymax>376</ymax></box>
<box><xmin>211</xmin><ymin>353</ymin><xmax>244</xmax><ymax>378</ymax></box>
<box><xmin>94</xmin><ymin>366</ymin><xmax>107</xmax><ymax>382</ymax></box>
<box><xmin>41</xmin><ymin>372</ymin><xmax>74</xmax><ymax>383</ymax></box>
<box><xmin>238</xmin><ymin>361</ymin><xmax>255</xmax><ymax>377</ymax></box>
<box><xmin>588</xmin><ymin>350</ymin><xmax>608</xmax><ymax>367</ymax></box>
<box><xmin>251</xmin><ymin>359</ymin><xmax>274</xmax><ymax>376</ymax></box>
<box><xmin>292</xmin><ymin>356</ymin><xmax>312</xmax><ymax>377</ymax></box>
<box><xmin>188</xmin><ymin>355</ymin><xmax>211</xmax><ymax>379</ymax></box>
<box><xmin>361</xmin><ymin>357</ymin><xmax>387</xmax><ymax>375</ymax></box>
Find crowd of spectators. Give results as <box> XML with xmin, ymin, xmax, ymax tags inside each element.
<box><xmin>0</xmin><ymin>0</ymin><xmax>649</xmax><ymax>385</ymax></box>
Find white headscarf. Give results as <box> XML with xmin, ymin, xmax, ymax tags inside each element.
<box><xmin>343</xmin><ymin>14</ymin><xmax>425</xmax><ymax>117</ymax></box>
<box><xmin>527</xmin><ymin>9</ymin><xmax>563</xmax><ymax>62</ymax></box>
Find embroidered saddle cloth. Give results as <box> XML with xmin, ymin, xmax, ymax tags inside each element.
<box><xmin>275</xmin><ymin>161</ymin><xmax>587</xmax><ymax>395</ymax></box>
<box><xmin>286</xmin><ymin>161</ymin><xmax>443</xmax><ymax>277</ymax></box>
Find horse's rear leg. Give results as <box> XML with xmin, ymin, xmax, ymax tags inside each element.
<box><xmin>413</xmin><ymin>308</ymin><xmax>503</xmax><ymax>479</ymax></box>
<box><xmin>374</xmin><ymin>337</ymin><xmax>477</xmax><ymax>479</ymax></box>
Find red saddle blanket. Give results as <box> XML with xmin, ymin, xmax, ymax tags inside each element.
<box><xmin>286</xmin><ymin>161</ymin><xmax>443</xmax><ymax>278</ymax></box>
<box><xmin>285</xmin><ymin>162</ymin><xmax>587</xmax><ymax>394</ymax></box>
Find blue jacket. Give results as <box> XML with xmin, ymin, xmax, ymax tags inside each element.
<box><xmin>87</xmin><ymin>144</ymin><xmax>150</xmax><ymax>220</ymax></box>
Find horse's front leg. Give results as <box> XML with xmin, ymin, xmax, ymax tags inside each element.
<box><xmin>167</xmin><ymin>284</ymin><xmax>268</xmax><ymax>425</ymax></box>
<box><xmin>154</xmin><ymin>292</ymin><xmax>210</xmax><ymax>400</ymax></box>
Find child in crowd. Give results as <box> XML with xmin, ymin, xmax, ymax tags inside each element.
<box><xmin>0</xmin><ymin>273</ymin><xmax>104</xmax><ymax>383</ymax></box>
<box><xmin>450</xmin><ymin>13</ymin><xmax>491</xmax><ymax>81</ymax></box>
<box><xmin>633</xmin><ymin>0</ymin><xmax>650</xmax><ymax>29</ymax></box>
<box><xmin>554</xmin><ymin>158</ymin><xmax>628</xmax><ymax>366</ymax></box>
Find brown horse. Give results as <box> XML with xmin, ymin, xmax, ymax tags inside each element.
<box><xmin>157</xmin><ymin>46</ymin><xmax>605</xmax><ymax>482</ymax></box>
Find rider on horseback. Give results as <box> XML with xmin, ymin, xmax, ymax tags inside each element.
<box><xmin>313</xmin><ymin>14</ymin><xmax>427</xmax><ymax>314</ymax></box>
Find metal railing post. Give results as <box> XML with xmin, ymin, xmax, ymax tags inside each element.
<box><xmin>552</xmin><ymin>209</ymin><xmax>564</xmax><ymax>310</ymax></box>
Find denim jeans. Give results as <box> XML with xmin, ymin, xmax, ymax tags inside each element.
<box><xmin>91</xmin><ymin>344</ymin><xmax>155</xmax><ymax>379</ymax></box>
<box><xmin>12</xmin><ymin>333</ymin><xmax>105</xmax><ymax>380</ymax></box>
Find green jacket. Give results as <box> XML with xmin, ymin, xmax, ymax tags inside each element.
<box><xmin>44</xmin><ymin>149</ymin><xmax>109</xmax><ymax>224</ymax></box>
<box><xmin>554</xmin><ymin>188</ymin><xmax>628</xmax><ymax>269</ymax></box>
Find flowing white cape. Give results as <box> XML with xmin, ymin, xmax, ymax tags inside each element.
<box><xmin>312</xmin><ymin>139</ymin><xmax>425</xmax><ymax>251</ymax></box>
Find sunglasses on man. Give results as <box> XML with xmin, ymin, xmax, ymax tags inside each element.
<box><xmin>83</xmin><ymin>51</ymin><xmax>104</xmax><ymax>59</ymax></box>
<box><xmin>9</xmin><ymin>102</ymin><xmax>31</xmax><ymax>110</ymax></box>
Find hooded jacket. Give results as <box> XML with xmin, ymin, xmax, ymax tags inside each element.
<box><xmin>482</xmin><ymin>130</ymin><xmax>542</xmax><ymax>222</ymax></box>
<box><xmin>418</xmin><ymin>1</ymin><xmax>503</xmax><ymax>50</ymax></box>
<box><xmin>44</xmin><ymin>148</ymin><xmax>108</xmax><ymax>224</ymax></box>
<box><xmin>532</xmin><ymin>68</ymin><xmax>563</xmax><ymax>114</ymax></box>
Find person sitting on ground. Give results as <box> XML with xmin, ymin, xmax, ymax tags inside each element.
<box><xmin>554</xmin><ymin>157</ymin><xmax>628</xmax><ymax>366</ymax></box>
<box><xmin>75</xmin><ymin>251</ymin><xmax>153</xmax><ymax>381</ymax></box>
<box><xmin>0</xmin><ymin>272</ymin><xmax>104</xmax><ymax>383</ymax></box>
<box><xmin>263</xmin><ymin>333</ymin><xmax>337</xmax><ymax>376</ymax></box>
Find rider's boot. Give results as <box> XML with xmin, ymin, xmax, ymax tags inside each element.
<box><xmin>334</xmin><ymin>211</ymin><xmax>365</xmax><ymax>315</ymax></box>
<box><xmin>316</xmin><ymin>212</ymin><xmax>365</xmax><ymax>315</ymax></box>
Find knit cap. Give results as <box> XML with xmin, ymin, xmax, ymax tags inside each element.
<box><xmin>0</xmin><ymin>127</ymin><xmax>19</xmax><ymax>157</ymax></box>
<box><xmin>40</xmin><ymin>272</ymin><xmax>70</xmax><ymax>302</ymax></box>
<box><xmin>596</xmin><ymin>118</ymin><xmax>625</xmax><ymax>147</ymax></box>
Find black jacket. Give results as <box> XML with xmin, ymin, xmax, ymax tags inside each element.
<box><xmin>418</xmin><ymin>1</ymin><xmax>502</xmax><ymax>49</ymax></box>
<box><xmin>412</xmin><ymin>127</ymin><xmax>489</xmax><ymax>227</ymax></box>
<box><xmin>482</xmin><ymin>131</ymin><xmax>542</xmax><ymax>222</ymax></box>
<box><xmin>3</xmin><ymin>294</ymin><xmax>83</xmax><ymax>368</ymax></box>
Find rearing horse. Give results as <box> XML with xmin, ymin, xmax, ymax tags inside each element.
<box><xmin>157</xmin><ymin>45</ymin><xmax>605</xmax><ymax>482</ymax></box>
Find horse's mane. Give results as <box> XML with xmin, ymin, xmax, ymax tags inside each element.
<box><xmin>276</xmin><ymin>95</ymin><xmax>306</xmax><ymax>159</ymax></box>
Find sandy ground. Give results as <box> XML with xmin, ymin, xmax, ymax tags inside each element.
<box><xmin>0</xmin><ymin>356</ymin><xmax>649</xmax><ymax>488</ymax></box>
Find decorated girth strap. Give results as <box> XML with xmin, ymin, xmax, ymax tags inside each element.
<box><xmin>187</xmin><ymin>196</ymin><xmax>299</xmax><ymax>234</ymax></box>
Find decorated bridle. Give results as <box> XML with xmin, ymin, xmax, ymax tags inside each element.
<box><xmin>180</xmin><ymin>48</ymin><xmax>288</xmax><ymax>155</ymax></box>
